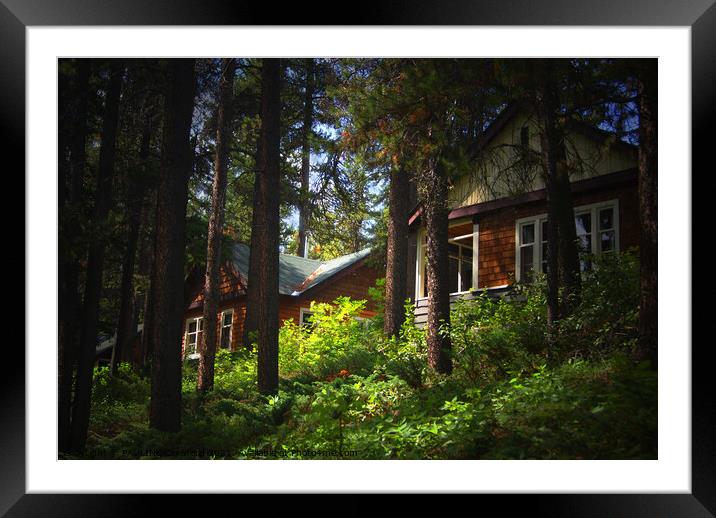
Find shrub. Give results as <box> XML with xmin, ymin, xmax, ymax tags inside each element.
<box><xmin>449</xmin><ymin>290</ymin><xmax>543</xmax><ymax>386</ymax></box>
<box><xmin>482</xmin><ymin>353</ymin><xmax>657</xmax><ymax>459</ymax></box>
<box><xmin>278</xmin><ymin>297</ymin><xmax>377</xmax><ymax>379</ymax></box>
<box><xmin>558</xmin><ymin>250</ymin><xmax>640</xmax><ymax>358</ymax></box>
<box><xmin>378</xmin><ymin>301</ymin><xmax>427</xmax><ymax>388</ymax></box>
<box><xmin>89</xmin><ymin>363</ymin><xmax>150</xmax><ymax>439</ymax></box>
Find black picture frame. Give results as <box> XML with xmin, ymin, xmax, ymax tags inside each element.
<box><xmin>6</xmin><ymin>1</ymin><xmax>712</xmax><ymax>515</ymax></box>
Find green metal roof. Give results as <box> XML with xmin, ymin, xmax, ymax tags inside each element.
<box><xmin>230</xmin><ymin>243</ymin><xmax>371</xmax><ymax>297</ymax></box>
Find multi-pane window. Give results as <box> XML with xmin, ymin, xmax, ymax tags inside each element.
<box><xmin>300</xmin><ymin>308</ymin><xmax>316</xmax><ymax>329</ymax></box>
<box><xmin>518</xmin><ymin>220</ymin><xmax>537</xmax><ymax>281</ymax></box>
<box><xmin>575</xmin><ymin>211</ymin><xmax>593</xmax><ymax>271</ymax></box>
<box><xmin>448</xmin><ymin>242</ymin><xmax>473</xmax><ymax>293</ymax></box>
<box><xmin>515</xmin><ymin>200</ymin><xmax>619</xmax><ymax>282</ymax></box>
<box><xmin>220</xmin><ymin>310</ymin><xmax>233</xmax><ymax>349</ymax></box>
<box><xmin>517</xmin><ymin>218</ymin><xmax>552</xmax><ymax>281</ymax></box>
<box><xmin>598</xmin><ymin>207</ymin><xmax>616</xmax><ymax>253</ymax></box>
<box><xmin>184</xmin><ymin>317</ymin><xmax>204</xmax><ymax>358</ymax></box>
<box><xmin>416</xmin><ymin>222</ymin><xmax>478</xmax><ymax>299</ymax></box>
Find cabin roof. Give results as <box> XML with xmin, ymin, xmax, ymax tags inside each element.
<box><xmin>230</xmin><ymin>243</ymin><xmax>371</xmax><ymax>297</ymax></box>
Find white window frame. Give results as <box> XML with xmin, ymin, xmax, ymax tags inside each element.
<box><xmin>515</xmin><ymin>199</ymin><xmax>620</xmax><ymax>282</ymax></box>
<box><xmin>299</xmin><ymin>307</ymin><xmax>315</xmax><ymax>327</ymax></box>
<box><xmin>415</xmin><ymin>220</ymin><xmax>479</xmax><ymax>300</ymax></box>
<box><xmin>184</xmin><ymin>316</ymin><xmax>203</xmax><ymax>359</ymax></box>
<box><xmin>219</xmin><ymin>309</ymin><xmax>233</xmax><ymax>350</ymax></box>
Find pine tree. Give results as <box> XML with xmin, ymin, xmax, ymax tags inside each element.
<box><xmin>255</xmin><ymin>58</ymin><xmax>282</xmax><ymax>395</ymax></box>
<box><xmin>58</xmin><ymin>58</ymin><xmax>91</xmax><ymax>453</ymax></box>
<box><xmin>198</xmin><ymin>58</ymin><xmax>236</xmax><ymax>392</ymax></box>
<box><xmin>383</xmin><ymin>165</ymin><xmax>410</xmax><ymax>337</ymax></box>
<box><xmin>635</xmin><ymin>59</ymin><xmax>658</xmax><ymax>368</ymax></box>
<box><xmin>70</xmin><ymin>59</ymin><xmax>124</xmax><ymax>452</ymax></box>
<box><xmin>111</xmin><ymin>112</ymin><xmax>151</xmax><ymax>375</ymax></box>
<box><xmin>148</xmin><ymin>59</ymin><xmax>196</xmax><ymax>432</ymax></box>
<box><xmin>297</xmin><ymin>58</ymin><xmax>315</xmax><ymax>257</ymax></box>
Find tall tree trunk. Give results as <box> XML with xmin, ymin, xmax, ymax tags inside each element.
<box><xmin>58</xmin><ymin>59</ymin><xmax>91</xmax><ymax>454</ymax></box>
<box><xmin>242</xmin><ymin>140</ymin><xmax>263</xmax><ymax>349</ymax></box>
<box><xmin>636</xmin><ymin>60</ymin><xmax>658</xmax><ymax>368</ymax></box>
<box><xmin>297</xmin><ymin>58</ymin><xmax>314</xmax><ymax>258</ymax></box>
<box><xmin>148</xmin><ymin>59</ymin><xmax>196</xmax><ymax>432</ymax></box>
<box><xmin>554</xmin><ymin>170</ymin><xmax>581</xmax><ymax>318</ymax></box>
<box><xmin>384</xmin><ymin>166</ymin><xmax>409</xmax><ymax>338</ymax></box>
<box><xmin>421</xmin><ymin>158</ymin><xmax>452</xmax><ymax>375</ymax></box>
<box><xmin>111</xmin><ymin>115</ymin><xmax>151</xmax><ymax>376</ymax></box>
<box><xmin>544</xmin><ymin>173</ymin><xmax>561</xmax><ymax>333</ymax></box>
<box><xmin>534</xmin><ymin>60</ymin><xmax>581</xmax><ymax>329</ymax></box>
<box><xmin>139</xmin><ymin>224</ymin><xmax>156</xmax><ymax>376</ymax></box>
<box><xmin>256</xmin><ymin>58</ymin><xmax>282</xmax><ymax>395</ymax></box>
<box><xmin>198</xmin><ymin>58</ymin><xmax>236</xmax><ymax>393</ymax></box>
<box><xmin>69</xmin><ymin>59</ymin><xmax>124</xmax><ymax>453</ymax></box>
<box><xmin>132</xmin><ymin>187</ymin><xmax>155</xmax><ymax>371</ymax></box>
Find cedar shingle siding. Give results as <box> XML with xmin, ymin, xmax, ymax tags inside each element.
<box><xmin>475</xmin><ymin>178</ymin><xmax>639</xmax><ymax>289</ymax></box>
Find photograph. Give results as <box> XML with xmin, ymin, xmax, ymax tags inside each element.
<box><xmin>4</xmin><ymin>6</ymin><xmax>707</xmax><ymax>510</ymax></box>
<box><xmin>56</xmin><ymin>57</ymin><xmax>658</xmax><ymax>461</ymax></box>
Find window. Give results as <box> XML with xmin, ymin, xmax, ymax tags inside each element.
<box><xmin>299</xmin><ymin>308</ymin><xmax>316</xmax><ymax>329</ymax></box>
<box><xmin>220</xmin><ymin>310</ymin><xmax>233</xmax><ymax>349</ymax></box>
<box><xmin>184</xmin><ymin>316</ymin><xmax>204</xmax><ymax>358</ymax></box>
<box><xmin>416</xmin><ymin>221</ymin><xmax>479</xmax><ymax>299</ymax></box>
<box><xmin>518</xmin><ymin>220</ymin><xmax>539</xmax><ymax>282</ymax></box>
<box><xmin>575</xmin><ymin>210</ymin><xmax>593</xmax><ymax>271</ymax></box>
<box><xmin>515</xmin><ymin>199</ymin><xmax>619</xmax><ymax>282</ymax></box>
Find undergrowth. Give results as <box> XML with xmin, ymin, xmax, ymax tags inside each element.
<box><xmin>80</xmin><ymin>251</ymin><xmax>656</xmax><ymax>460</ymax></box>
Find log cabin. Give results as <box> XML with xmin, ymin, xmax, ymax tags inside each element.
<box><xmin>406</xmin><ymin>104</ymin><xmax>640</xmax><ymax>325</ymax></box>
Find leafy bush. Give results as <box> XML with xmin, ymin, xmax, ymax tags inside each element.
<box><xmin>278</xmin><ymin>296</ymin><xmax>377</xmax><ymax>379</ymax></box>
<box><xmin>482</xmin><ymin>353</ymin><xmax>657</xmax><ymax>459</ymax></box>
<box><xmin>378</xmin><ymin>302</ymin><xmax>427</xmax><ymax>388</ymax></box>
<box><xmin>89</xmin><ymin>364</ymin><xmax>150</xmax><ymax>437</ymax></box>
<box><xmin>449</xmin><ymin>290</ymin><xmax>543</xmax><ymax>386</ymax></box>
<box><xmin>558</xmin><ymin>250</ymin><xmax>640</xmax><ymax>358</ymax></box>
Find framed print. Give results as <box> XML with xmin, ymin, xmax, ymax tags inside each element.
<box><xmin>5</xmin><ymin>0</ymin><xmax>713</xmax><ymax>514</ymax></box>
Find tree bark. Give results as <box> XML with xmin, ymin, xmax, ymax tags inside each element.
<box><xmin>384</xmin><ymin>166</ymin><xmax>410</xmax><ymax>338</ymax></box>
<box><xmin>242</xmin><ymin>139</ymin><xmax>263</xmax><ymax>349</ymax></box>
<box><xmin>256</xmin><ymin>58</ymin><xmax>282</xmax><ymax>395</ymax></box>
<box><xmin>132</xmin><ymin>190</ymin><xmax>155</xmax><ymax>372</ymax></box>
<box><xmin>198</xmin><ymin>58</ymin><xmax>236</xmax><ymax>393</ymax></box>
<box><xmin>636</xmin><ymin>60</ymin><xmax>658</xmax><ymax>368</ymax></box>
<box><xmin>297</xmin><ymin>58</ymin><xmax>314</xmax><ymax>258</ymax></box>
<box><xmin>554</xmin><ymin>164</ymin><xmax>581</xmax><ymax>318</ymax></box>
<box><xmin>148</xmin><ymin>59</ymin><xmax>196</xmax><ymax>432</ymax></box>
<box><xmin>544</xmin><ymin>173</ymin><xmax>561</xmax><ymax>332</ymax></box>
<box><xmin>111</xmin><ymin>115</ymin><xmax>151</xmax><ymax>376</ymax></box>
<box><xmin>421</xmin><ymin>158</ymin><xmax>452</xmax><ymax>375</ymax></box>
<box><xmin>139</xmin><ymin>225</ymin><xmax>156</xmax><ymax>376</ymax></box>
<box><xmin>58</xmin><ymin>58</ymin><xmax>90</xmax><ymax>454</ymax></box>
<box><xmin>69</xmin><ymin>59</ymin><xmax>123</xmax><ymax>453</ymax></box>
<box><xmin>534</xmin><ymin>60</ymin><xmax>581</xmax><ymax>328</ymax></box>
